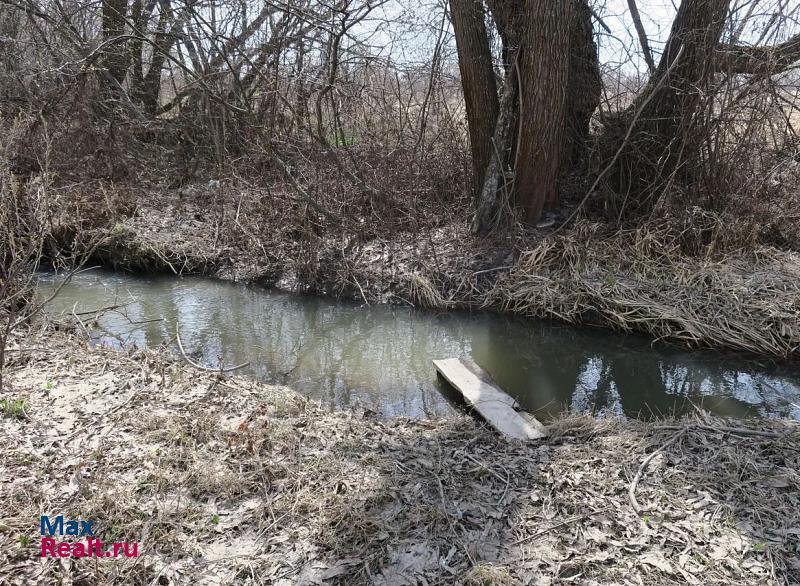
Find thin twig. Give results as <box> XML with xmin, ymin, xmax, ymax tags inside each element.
<box><xmin>472</xmin><ymin>266</ymin><xmax>511</xmax><ymax>277</ymax></box>
<box><xmin>175</xmin><ymin>324</ymin><xmax>250</xmax><ymax>373</ymax></box>
<box><xmin>512</xmin><ymin>508</ymin><xmax>613</xmax><ymax>546</ymax></box>
<box><xmin>655</xmin><ymin>423</ymin><xmax>782</xmax><ymax>439</ymax></box>
<box><xmin>629</xmin><ymin>428</ymin><xmax>686</xmax><ymax>514</ymax></box>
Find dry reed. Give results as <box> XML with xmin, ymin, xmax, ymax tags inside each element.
<box><xmin>487</xmin><ymin>220</ymin><xmax>800</xmax><ymax>358</ymax></box>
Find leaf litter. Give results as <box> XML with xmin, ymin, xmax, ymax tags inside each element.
<box><xmin>0</xmin><ymin>328</ymin><xmax>798</xmax><ymax>584</ymax></box>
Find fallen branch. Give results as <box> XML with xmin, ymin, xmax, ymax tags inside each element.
<box><xmin>629</xmin><ymin>428</ymin><xmax>686</xmax><ymax>514</ymax></box>
<box><xmin>655</xmin><ymin>423</ymin><xmax>782</xmax><ymax>439</ymax></box>
<box><xmin>512</xmin><ymin>508</ymin><xmax>613</xmax><ymax>546</ymax></box>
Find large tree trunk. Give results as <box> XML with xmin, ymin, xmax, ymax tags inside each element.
<box><xmin>450</xmin><ymin>0</ymin><xmax>500</xmax><ymax>198</ymax></box>
<box><xmin>512</xmin><ymin>0</ymin><xmax>572</xmax><ymax>223</ymax></box>
<box><xmin>564</xmin><ymin>0</ymin><xmax>600</xmax><ymax>169</ymax></box>
<box><xmin>471</xmin><ymin>0</ymin><xmax>596</xmax><ymax>233</ymax></box>
<box><xmin>102</xmin><ymin>0</ymin><xmax>129</xmax><ymax>84</ymax></box>
<box><xmin>608</xmin><ymin>0</ymin><xmax>730</xmax><ymax>214</ymax></box>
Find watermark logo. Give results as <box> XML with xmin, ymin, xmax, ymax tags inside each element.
<box><xmin>39</xmin><ymin>515</ymin><xmax>138</xmax><ymax>558</ymax></box>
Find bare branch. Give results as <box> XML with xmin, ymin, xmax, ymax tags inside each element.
<box><xmin>718</xmin><ymin>32</ymin><xmax>800</xmax><ymax>75</ymax></box>
<box><xmin>626</xmin><ymin>0</ymin><xmax>655</xmax><ymax>73</ymax></box>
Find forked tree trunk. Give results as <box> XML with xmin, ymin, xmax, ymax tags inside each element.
<box><xmin>471</xmin><ymin>0</ymin><xmax>520</xmax><ymax>234</ymax></box>
<box><xmin>471</xmin><ymin>0</ymin><xmax>597</xmax><ymax>233</ymax></box>
<box><xmin>513</xmin><ymin>0</ymin><xmax>572</xmax><ymax>223</ymax></box>
<box><xmin>449</xmin><ymin>0</ymin><xmax>500</xmax><ymax>198</ymax></box>
<box><xmin>472</xmin><ymin>52</ymin><xmax>519</xmax><ymax>233</ymax></box>
<box><xmin>608</xmin><ymin>0</ymin><xmax>730</xmax><ymax>213</ymax></box>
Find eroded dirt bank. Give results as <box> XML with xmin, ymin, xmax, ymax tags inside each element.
<box><xmin>50</xmin><ymin>182</ymin><xmax>800</xmax><ymax>360</ymax></box>
<box><xmin>1</xmin><ymin>328</ymin><xmax>798</xmax><ymax>584</ymax></box>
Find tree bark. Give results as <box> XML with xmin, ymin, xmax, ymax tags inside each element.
<box><xmin>102</xmin><ymin>0</ymin><xmax>128</xmax><ymax>84</ymax></box>
<box><xmin>513</xmin><ymin>0</ymin><xmax>572</xmax><ymax>223</ymax></box>
<box><xmin>472</xmin><ymin>50</ymin><xmax>519</xmax><ymax>233</ymax></box>
<box><xmin>564</xmin><ymin>0</ymin><xmax>600</xmax><ymax>169</ymax></box>
<box><xmin>607</xmin><ymin>0</ymin><xmax>731</xmax><ymax>213</ymax></box>
<box><xmin>450</xmin><ymin>0</ymin><xmax>500</xmax><ymax>198</ymax></box>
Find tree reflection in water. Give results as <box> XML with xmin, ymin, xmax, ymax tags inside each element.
<box><xmin>39</xmin><ymin>271</ymin><xmax>800</xmax><ymax>421</ymax></box>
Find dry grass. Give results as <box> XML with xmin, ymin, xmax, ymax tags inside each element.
<box><xmin>0</xmin><ymin>328</ymin><xmax>798</xmax><ymax>584</ymax></box>
<box><xmin>488</xmin><ymin>219</ymin><xmax>800</xmax><ymax>358</ymax></box>
<box><xmin>42</xmin><ymin>178</ymin><xmax>800</xmax><ymax>359</ymax></box>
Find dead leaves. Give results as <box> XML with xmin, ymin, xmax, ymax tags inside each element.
<box><xmin>2</xmin><ymin>332</ymin><xmax>799</xmax><ymax>584</ymax></box>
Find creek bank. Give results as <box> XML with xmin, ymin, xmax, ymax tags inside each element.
<box><xmin>1</xmin><ymin>328</ymin><xmax>798</xmax><ymax>584</ymax></box>
<box><xmin>49</xmin><ymin>182</ymin><xmax>800</xmax><ymax>359</ymax></box>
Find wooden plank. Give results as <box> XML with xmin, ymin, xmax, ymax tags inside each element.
<box><xmin>433</xmin><ymin>358</ymin><xmax>547</xmax><ymax>441</ymax></box>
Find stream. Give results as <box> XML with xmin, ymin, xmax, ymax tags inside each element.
<box><xmin>37</xmin><ymin>270</ymin><xmax>800</xmax><ymax>421</ymax></box>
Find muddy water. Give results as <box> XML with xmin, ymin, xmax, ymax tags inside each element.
<box><xmin>37</xmin><ymin>270</ymin><xmax>800</xmax><ymax>421</ymax></box>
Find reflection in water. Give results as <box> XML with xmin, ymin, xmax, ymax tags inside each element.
<box><xmin>38</xmin><ymin>271</ymin><xmax>800</xmax><ymax>420</ymax></box>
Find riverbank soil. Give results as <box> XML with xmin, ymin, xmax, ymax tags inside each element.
<box><xmin>1</xmin><ymin>329</ymin><xmax>798</xmax><ymax>584</ymax></box>
<box><xmin>46</xmin><ymin>178</ymin><xmax>800</xmax><ymax>360</ymax></box>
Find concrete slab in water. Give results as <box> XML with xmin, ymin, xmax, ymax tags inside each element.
<box><xmin>433</xmin><ymin>358</ymin><xmax>547</xmax><ymax>440</ymax></box>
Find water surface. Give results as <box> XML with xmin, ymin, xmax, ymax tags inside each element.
<box><xmin>38</xmin><ymin>271</ymin><xmax>800</xmax><ymax>421</ymax></box>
